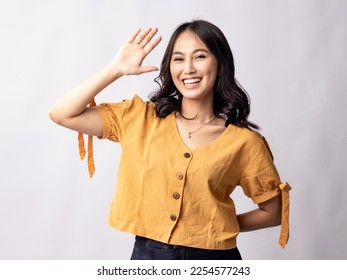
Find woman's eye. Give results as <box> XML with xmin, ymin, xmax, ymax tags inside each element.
<box><xmin>195</xmin><ymin>55</ymin><xmax>206</xmax><ymax>59</ymax></box>
<box><xmin>173</xmin><ymin>57</ymin><xmax>183</xmax><ymax>62</ymax></box>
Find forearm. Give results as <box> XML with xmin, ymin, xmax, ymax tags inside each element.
<box><xmin>49</xmin><ymin>64</ymin><xmax>122</xmax><ymax>124</ymax></box>
<box><xmin>49</xmin><ymin>28</ymin><xmax>160</xmax><ymax>135</ymax></box>
<box><xmin>237</xmin><ymin>209</ymin><xmax>279</xmax><ymax>232</ymax></box>
<box><xmin>237</xmin><ymin>195</ymin><xmax>281</xmax><ymax>232</ymax></box>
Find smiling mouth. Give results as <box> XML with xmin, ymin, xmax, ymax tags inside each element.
<box><xmin>183</xmin><ymin>78</ymin><xmax>202</xmax><ymax>85</ymax></box>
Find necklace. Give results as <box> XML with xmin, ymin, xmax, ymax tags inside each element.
<box><xmin>179</xmin><ymin>111</ymin><xmax>198</xmax><ymax>120</ymax></box>
<box><xmin>178</xmin><ymin>112</ymin><xmax>216</xmax><ymax>138</ymax></box>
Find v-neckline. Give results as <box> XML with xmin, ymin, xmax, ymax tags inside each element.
<box><xmin>170</xmin><ymin>113</ymin><xmax>231</xmax><ymax>153</ymax></box>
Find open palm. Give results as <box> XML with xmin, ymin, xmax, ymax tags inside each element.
<box><xmin>111</xmin><ymin>28</ymin><xmax>162</xmax><ymax>75</ymax></box>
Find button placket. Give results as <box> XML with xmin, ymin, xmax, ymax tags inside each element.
<box><xmin>169</xmin><ymin>151</ymin><xmax>192</xmax><ymax>225</ymax></box>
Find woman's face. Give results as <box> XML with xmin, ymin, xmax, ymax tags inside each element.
<box><xmin>170</xmin><ymin>30</ymin><xmax>218</xmax><ymax>102</ymax></box>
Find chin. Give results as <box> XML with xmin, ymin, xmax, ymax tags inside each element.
<box><xmin>180</xmin><ymin>91</ymin><xmax>211</xmax><ymax>101</ymax></box>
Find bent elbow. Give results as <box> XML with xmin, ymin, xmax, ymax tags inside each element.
<box><xmin>48</xmin><ymin>107</ymin><xmax>59</xmax><ymax>124</ymax></box>
<box><xmin>274</xmin><ymin>214</ymin><xmax>282</xmax><ymax>227</ymax></box>
<box><xmin>48</xmin><ymin>106</ymin><xmax>65</xmax><ymax>125</ymax></box>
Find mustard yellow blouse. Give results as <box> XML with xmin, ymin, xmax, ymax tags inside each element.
<box><xmin>79</xmin><ymin>95</ymin><xmax>290</xmax><ymax>249</ymax></box>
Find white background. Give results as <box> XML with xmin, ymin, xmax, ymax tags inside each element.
<box><xmin>0</xmin><ymin>0</ymin><xmax>346</xmax><ymax>260</ymax></box>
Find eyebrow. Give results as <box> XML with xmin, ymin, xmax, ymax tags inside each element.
<box><xmin>172</xmin><ymin>49</ymin><xmax>210</xmax><ymax>55</ymax></box>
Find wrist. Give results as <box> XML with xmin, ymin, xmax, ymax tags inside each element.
<box><xmin>105</xmin><ymin>63</ymin><xmax>124</xmax><ymax>81</ymax></box>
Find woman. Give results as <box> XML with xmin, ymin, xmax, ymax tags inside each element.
<box><xmin>49</xmin><ymin>20</ymin><xmax>291</xmax><ymax>260</ymax></box>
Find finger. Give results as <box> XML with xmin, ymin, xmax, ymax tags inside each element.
<box><xmin>133</xmin><ymin>27</ymin><xmax>151</xmax><ymax>44</ymax></box>
<box><xmin>127</xmin><ymin>28</ymin><xmax>141</xmax><ymax>43</ymax></box>
<box><xmin>139</xmin><ymin>27</ymin><xmax>159</xmax><ymax>47</ymax></box>
<box><xmin>144</xmin><ymin>35</ymin><xmax>162</xmax><ymax>54</ymax></box>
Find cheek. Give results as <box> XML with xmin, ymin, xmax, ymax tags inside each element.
<box><xmin>207</xmin><ymin>65</ymin><xmax>218</xmax><ymax>83</ymax></box>
<box><xmin>170</xmin><ymin>64</ymin><xmax>178</xmax><ymax>77</ymax></box>
<box><xmin>170</xmin><ymin>66</ymin><xmax>181</xmax><ymax>85</ymax></box>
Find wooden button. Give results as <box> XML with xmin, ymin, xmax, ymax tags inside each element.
<box><xmin>176</xmin><ymin>172</ymin><xmax>184</xmax><ymax>180</ymax></box>
<box><xmin>183</xmin><ymin>152</ymin><xmax>191</xmax><ymax>158</ymax></box>
<box><xmin>173</xmin><ymin>192</ymin><xmax>180</xmax><ymax>199</ymax></box>
<box><xmin>170</xmin><ymin>214</ymin><xmax>177</xmax><ymax>221</ymax></box>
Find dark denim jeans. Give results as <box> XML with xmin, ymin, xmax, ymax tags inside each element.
<box><xmin>130</xmin><ymin>236</ymin><xmax>242</xmax><ymax>260</ymax></box>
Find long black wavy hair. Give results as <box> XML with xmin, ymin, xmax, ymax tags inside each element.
<box><xmin>149</xmin><ymin>20</ymin><xmax>259</xmax><ymax>130</ymax></box>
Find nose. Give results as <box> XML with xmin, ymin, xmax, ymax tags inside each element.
<box><xmin>184</xmin><ymin>59</ymin><xmax>196</xmax><ymax>74</ymax></box>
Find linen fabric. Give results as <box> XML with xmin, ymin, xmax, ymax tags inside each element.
<box><xmin>85</xmin><ymin>95</ymin><xmax>290</xmax><ymax>249</ymax></box>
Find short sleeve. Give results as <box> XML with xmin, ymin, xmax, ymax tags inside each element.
<box><xmin>240</xmin><ymin>135</ymin><xmax>292</xmax><ymax>248</ymax></box>
<box><xmin>77</xmin><ymin>95</ymin><xmax>149</xmax><ymax>178</ymax></box>
<box><xmin>240</xmin><ymin>136</ymin><xmax>281</xmax><ymax>204</ymax></box>
<box><xmin>95</xmin><ymin>95</ymin><xmax>146</xmax><ymax>142</ymax></box>
<box><xmin>95</xmin><ymin>101</ymin><xmax>129</xmax><ymax>142</ymax></box>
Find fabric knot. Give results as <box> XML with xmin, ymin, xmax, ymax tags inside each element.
<box><xmin>279</xmin><ymin>181</ymin><xmax>292</xmax><ymax>192</ymax></box>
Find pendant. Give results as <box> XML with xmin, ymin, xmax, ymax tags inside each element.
<box><xmin>187</xmin><ymin>133</ymin><xmax>192</xmax><ymax>138</ymax></box>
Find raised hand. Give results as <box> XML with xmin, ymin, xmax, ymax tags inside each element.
<box><xmin>49</xmin><ymin>28</ymin><xmax>162</xmax><ymax>137</ymax></box>
<box><xmin>111</xmin><ymin>28</ymin><xmax>162</xmax><ymax>75</ymax></box>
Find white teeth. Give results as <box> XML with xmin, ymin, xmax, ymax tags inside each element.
<box><xmin>183</xmin><ymin>78</ymin><xmax>201</xmax><ymax>84</ymax></box>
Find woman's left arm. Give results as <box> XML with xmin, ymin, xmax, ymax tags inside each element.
<box><xmin>237</xmin><ymin>194</ymin><xmax>282</xmax><ymax>232</ymax></box>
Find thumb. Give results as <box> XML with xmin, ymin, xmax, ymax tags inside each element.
<box><xmin>139</xmin><ymin>66</ymin><xmax>159</xmax><ymax>74</ymax></box>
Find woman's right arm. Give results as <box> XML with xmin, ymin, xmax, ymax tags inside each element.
<box><xmin>48</xmin><ymin>27</ymin><xmax>162</xmax><ymax>137</ymax></box>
